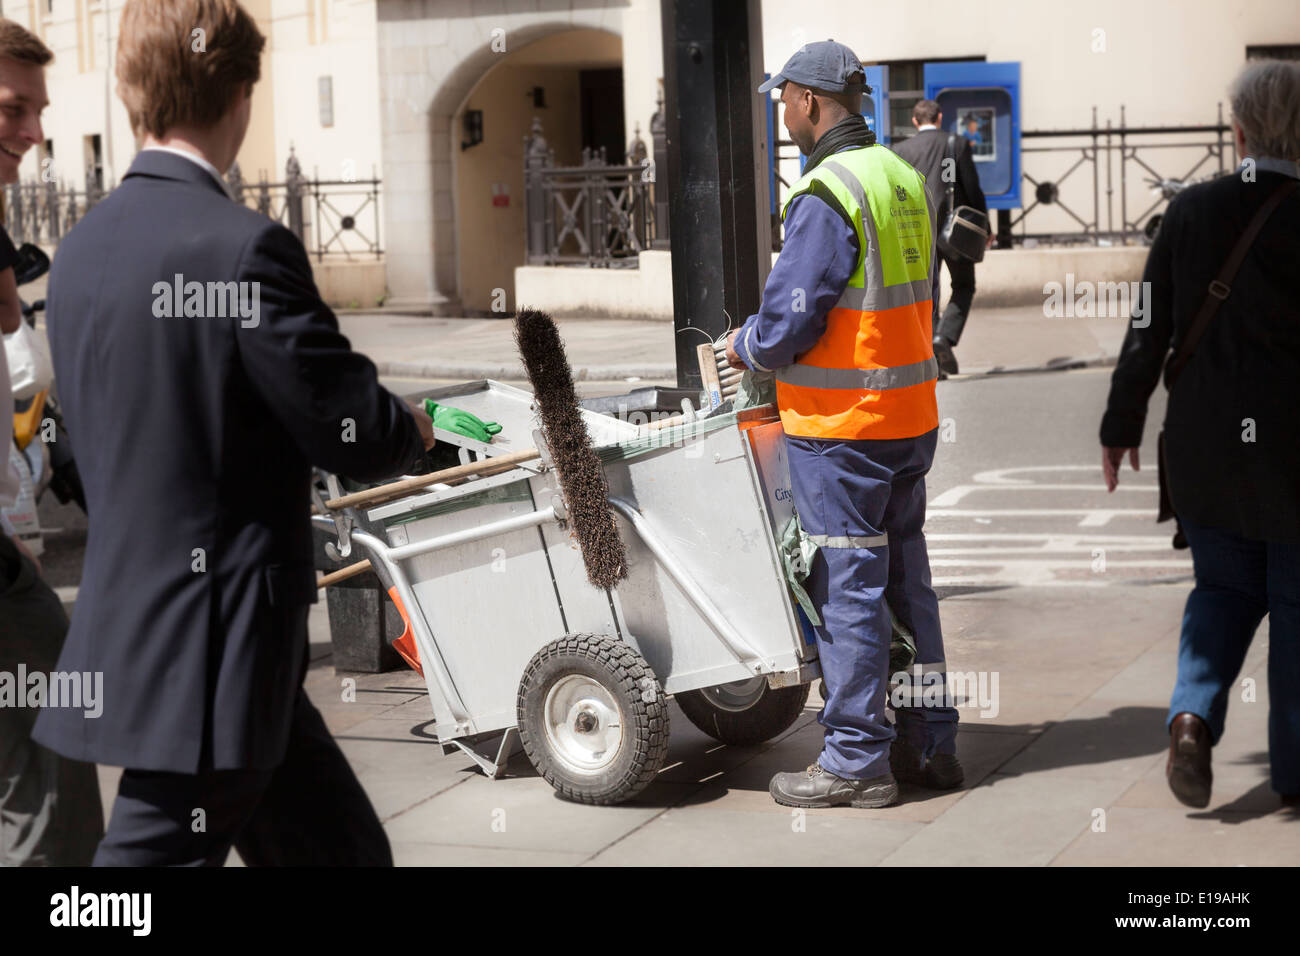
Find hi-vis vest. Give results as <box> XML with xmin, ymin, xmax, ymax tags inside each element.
<box><xmin>775</xmin><ymin>144</ymin><xmax>937</xmax><ymax>440</ymax></box>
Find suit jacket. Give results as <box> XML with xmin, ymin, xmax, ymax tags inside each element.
<box><xmin>891</xmin><ymin>127</ymin><xmax>988</xmax><ymax>226</ymax></box>
<box><xmin>32</xmin><ymin>150</ymin><xmax>424</xmax><ymax>772</ymax></box>
<box><xmin>1101</xmin><ymin>165</ymin><xmax>1300</xmax><ymax>541</ymax></box>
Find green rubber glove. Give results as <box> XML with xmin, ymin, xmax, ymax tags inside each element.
<box><xmin>422</xmin><ymin>399</ymin><xmax>502</xmax><ymax>443</ymax></box>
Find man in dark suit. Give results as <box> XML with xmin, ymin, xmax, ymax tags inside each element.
<box><xmin>32</xmin><ymin>0</ymin><xmax>434</xmax><ymax>866</ymax></box>
<box><xmin>891</xmin><ymin>99</ymin><xmax>989</xmax><ymax>376</ymax></box>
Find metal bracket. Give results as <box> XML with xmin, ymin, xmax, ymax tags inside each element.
<box><xmin>766</xmin><ymin>661</ymin><xmax>821</xmax><ymax>689</ymax></box>
<box><xmin>446</xmin><ymin>728</ymin><xmax>521</xmax><ymax>780</ymax></box>
<box><xmin>311</xmin><ymin>470</ymin><xmax>354</xmax><ymax>560</ymax></box>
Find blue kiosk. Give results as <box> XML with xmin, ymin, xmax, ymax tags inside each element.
<box><xmin>771</xmin><ymin>60</ymin><xmax>1021</xmax><ymax>245</ymax></box>
<box><xmin>924</xmin><ymin>61</ymin><xmax>1022</xmax><ymax>243</ymax></box>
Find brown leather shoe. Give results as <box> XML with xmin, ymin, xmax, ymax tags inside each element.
<box><xmin>1166</xmin><ymin>712</ymin><xmax>1212</xmax><ymax>808</ymax></box>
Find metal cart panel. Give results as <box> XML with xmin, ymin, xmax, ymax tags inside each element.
<box><xmin>386</xmin><ymin>479</ymin><xmax>566</xmax><ymax>737</ymax></box>
<box><xmin>600</xmin><ymin>420</ymin><xmax>806</xmax><ymax>693</ymax></box>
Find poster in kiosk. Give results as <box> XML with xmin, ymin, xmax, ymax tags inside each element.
<box><xmin>923</xmin><ymin>61</ymin><xmax>1022</xmax><ymax>210</ymax></box>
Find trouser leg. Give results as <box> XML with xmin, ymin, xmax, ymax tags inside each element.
<box><xmin>884</xmin><ymin>430</ymin><xmax>959</xmax><ymax>758</ymax></box>
<box><xmin>94</xmin><ymin>767</ymin><xmax>270</xmax><ymax>867</ymax></box>
<box><xmin>1265</xmin><ymin>538</ymin><xmax>1300</xmax><ymax>794</ymax></box>
<box><xmin>1166</xmin><ymin>522</ymin><xmax>1267</xmax><ymax>744</ymax></box>
<box><xmin>94</xmin><ymin>691</ymin><xmax>391</xmax><ymax>866</ymax></box>
<box><xmin>0</xmin><ymin>535</ymin><xmax>103</xmax><ymax>866</ymax></box>
<box><xmin>234</xmin><ymin>689</ymin><xmax>393</xmax><ymax>866</ymax></box>
<box><xmin>787</xmin><ymin>437</ymin><xmax>893</xmax><ymax>780</ymax></box>
<box><xmin>936</xmin><ymin>254</ymin><xmax>976</xmax><ymax>346</ymax></box>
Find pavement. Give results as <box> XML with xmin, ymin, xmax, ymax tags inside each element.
<box><xmin>26</xmin><ymin>296</ymin><xmax>1297</xmax><ymax>866</ymax></box>
<box><xmin>336</xmin><ymin>301</ymin><xmax>1127</xmax><ymax>385</ymax></box>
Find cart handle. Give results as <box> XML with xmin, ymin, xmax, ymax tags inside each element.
<box><xmin>324</xmin><ymin>449</ymin><xmax>541</xmax><ymax>511</ymax></box>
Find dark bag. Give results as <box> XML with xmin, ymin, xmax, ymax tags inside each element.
<box><xmin>1155</xmin><ymin>177</ymin><xmax>1299</xmax><ymax>546</ymax></box>
<box><xmin>936</xmin><ymin>134</ymin><xmax>989</xmax><ymax>263</ymax></box>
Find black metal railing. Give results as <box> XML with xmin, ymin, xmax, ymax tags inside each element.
<box><xmin>3</xmin><ymin>174</ymin><xmax>106</xmax><ymax>247</ymax></box>
<box><xmin>770</xmin><ymin>103</ymin><xmax>1232</xmax><ymax>248</ymax></box>
<box><xmin>523</xmin><ymin>109</ymin><xmax>667</xmax><ymax>267</ymax></box>
<box><xmin>4</xmin><ymin>147</ymin><xmax>382</xmax><ymax>261</ymax></box>
<box><xmin>1012</xmin><ymin>104</ymin><xmax>1230</xmax><ymax>246</ymax></box>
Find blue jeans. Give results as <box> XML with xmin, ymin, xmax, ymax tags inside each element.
<box><xmin>787</xmin><ymin>429</ymin><xmax>958</xmax><ymax>780</ymax></box>
<box><xmin>1169</xmin><ymin>521</ymin><xmax>1300</xmax><ymax>795</ymax></box>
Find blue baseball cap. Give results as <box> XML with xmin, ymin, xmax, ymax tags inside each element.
<box><xmin>758</xmin><ymin>40</ymin><xmax>870</xmax><ymax>95</ymax></box>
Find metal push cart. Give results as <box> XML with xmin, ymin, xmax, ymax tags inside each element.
<box><xmin>313</xmin><ymin>380</ymin><xmax>820</xmax><ymax>805</ymax></box>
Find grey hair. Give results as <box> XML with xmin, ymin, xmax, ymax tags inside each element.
<box><xmin>1229</xmin><ymin>59</ymin><xmax>1300</xmax><ymax>161</ymax></box>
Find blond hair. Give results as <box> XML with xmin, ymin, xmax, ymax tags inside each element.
<box><xmin>116</xmin><ymin>0</ymin><xmax>264</xmax><ymax>137</ymax></box>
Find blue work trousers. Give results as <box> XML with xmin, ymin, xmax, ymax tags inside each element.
<box><xmin>787</xmin><ymin>428</ymin><xmax>958</xmax><ymax>779</ymax></box>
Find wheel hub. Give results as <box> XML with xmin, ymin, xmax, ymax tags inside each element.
<box><xmin>543</xmin><ymin>675</ymin><xmax>624</xmax><ymax>775</ymax></box>
<box><xmin>699</xmin><ymin>676</ymin><xmax>767</xmax><ymax>712</ymax></box>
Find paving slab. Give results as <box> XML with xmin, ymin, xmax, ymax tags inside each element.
<box><xmin>1051</xmin><ymin>805</ymin><xmax>1299</xmax><ymax>867</ymax></box>
<box><xmin>585</xmin><ymin>805</ymin><xmax>925</xmax><ymax>867</ymax></box>
<box><xmin>394</xmin><ymin>843</ymin><xmax>591</xmax><ymax>866</ymax></box>
<box><xmin>380</xmin><ymin>771</ymin><xmax>670</xmax><ymax>856</ymax></box>
<box><xmin>877</xmin><ymin>769</ymin><xmax>1135</xmax><ymax>866</ymax></box>
<box><xmin>336</xmin><ymin>303</ymin><xmax>1126</xmax><ymax>384</ymax></box>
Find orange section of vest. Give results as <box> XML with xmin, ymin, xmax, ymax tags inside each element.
<box><xmin>778</xmin><ymin>296</ymin><xmax>937</xmax><ymax>440</ymax></box>
<box><xmin>799</xmin><ymin>299</ymin><xmax>934</xmax><ymax>370</ymax></box>
<box><xmin>778</xmin><ymin>378</ymin><xmax>938</xmax><ymax>440</ymax></box>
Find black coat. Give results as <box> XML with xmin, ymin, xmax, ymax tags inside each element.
<box><xmin>32</xmin><ymin>150</ymin><xmax>424</xmax><ymax>772</ymax></box>
<box><xmin>891</xmin><ymin>127</ymin><xmax>988</xmax><ymax>223</ymax></box>
<box><xmin>1100</xmin><ymin>166</ymin><xmax>1300</xmax><ymax>542</ymax></box>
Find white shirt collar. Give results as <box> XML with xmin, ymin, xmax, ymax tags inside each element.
<box><xmin>917</xmin><ymin>124</ymin><xmax>938</xmax><ymax>132</ymax></box>
<box><xmin>1245</xmin><ymin>156</ymin><xmax>1300</xmax><ymax>180</ymax></box>
<box><xmin>141</xmin><ymin>145</ymin><xmax>233</xmax><ymax>198</ymax></box>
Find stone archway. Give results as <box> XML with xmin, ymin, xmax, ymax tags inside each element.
<box><xmin>376</xmin><ymin>3</ymin><xmax>627</xmax><ymax>313</ymax></box>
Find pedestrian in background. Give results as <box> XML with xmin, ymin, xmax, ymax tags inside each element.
<box><xmin>891</xmin><ymin>99</ymin><xmax>989</xmax><ymax>377</ymax></box>
<box><xmin>0</xmin><ymin>17</ymin><xmax>103</xmax><ymax>868</ymax></box>
<box><xmin>1100</xmin><ymin>59</ymin><xmax>1300</xmax><ymax>810</ymax></box>
<box><xmin>32</xmin><ymin>0</ymin><xmax>433</xmax><ymax>865</ymax></box>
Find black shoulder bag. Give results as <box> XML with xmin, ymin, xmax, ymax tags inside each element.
<box><xmin>936</xmin><ymin>133</ymin><xmax>990</xmax><ymax>263</ymax></box>
<box><xmin>1156</xmin><ymin>177</ymin><xmax>1298</xmax><ymax>546</ymax></box>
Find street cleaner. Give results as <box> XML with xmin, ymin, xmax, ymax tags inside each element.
<box><xmin>725</xmin><ymin>40</ymin><xmax>961</xmax><ymax>808</ymax></box>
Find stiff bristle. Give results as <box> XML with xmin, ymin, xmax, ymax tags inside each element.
<box><xmin>514</xmin><ymin>308</ymin><xmax>628</xmax><ymax>590</ymax></box>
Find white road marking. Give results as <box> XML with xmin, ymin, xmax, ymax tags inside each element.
<box><xmin>930</xmin><ymin>483</ymin><xmax>1157</xmax><ymax>507</ymax></box>
<box><xmin>927</xmin><ymin>464</ymin><xmax>1190</xmax><ymax>586</ymax></box>
<box><xmin>928</xmin><ymin>508</ymin><xmax>1153</xmax><ymax>527</ymax></box>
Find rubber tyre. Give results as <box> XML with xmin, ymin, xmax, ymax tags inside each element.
<box><xmin>675</xmin><ymin>680</ymin><xmax>811</xmax><ymax>746</ymax></box>
<box><xmin>517</xmin><ymin>634</ymin><xmax>668</xmax><ymax>805</ymax></box>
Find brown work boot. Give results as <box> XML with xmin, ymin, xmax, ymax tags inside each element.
<box><xmin>1166</xmin><ymin>712</ymin><xmax>1212</xmax><ymax>809</ymax></box>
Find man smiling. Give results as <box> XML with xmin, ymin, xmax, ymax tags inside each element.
<box><xmin>0</xmin><ymin>17</ymin><xmax>105</xmax><ymax>867</ymax></box>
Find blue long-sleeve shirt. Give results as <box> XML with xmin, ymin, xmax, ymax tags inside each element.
<box><xmin>735</xmin><ymin>187</ymin><xmax>860</xmax><ymax>373</ymax></box>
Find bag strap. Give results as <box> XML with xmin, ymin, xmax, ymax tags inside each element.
<box><xmin>1166</xmin><ymin>178</ymin><xmax>1299</xmax><ymax>385</ymax></box>
<box><xmin>943</xmin><ymin>134</ymin><xmax>957</xmax><ymax>208</ymax></box>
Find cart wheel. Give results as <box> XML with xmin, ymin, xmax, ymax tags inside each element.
<box><xmin>517</xmin><ymin>634</ymin><xmax>668</xmax><ymax>805</ymax></box>
<box><xmin>675</xmin><ymin>678</ymin><xmax>810</xmax><ymax>746</ymax></box>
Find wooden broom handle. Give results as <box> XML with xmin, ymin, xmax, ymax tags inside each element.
<box><xmin>317</xmin><ymin>559</ymin><xmax>372</xmax><ymax>589</ymax></box>
<box><xmin>324</xmin><ymin>448</ymin><xmax>541</xmax><ymax>510</ymax></box>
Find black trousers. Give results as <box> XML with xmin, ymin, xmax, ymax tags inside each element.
<box><xmin>932</xmin><ymin>251</ymin><xmax>977</xmax><ymax>346</ymax></box>
<box><xmin>0</xmin><ymin>534</ymin><xmax>104</xmax><ymax>866</ymax></box>
<box><xmin>94</xmin><ymin>690</ymin><xmax>392</xmax><ymax>866</ymax></box>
